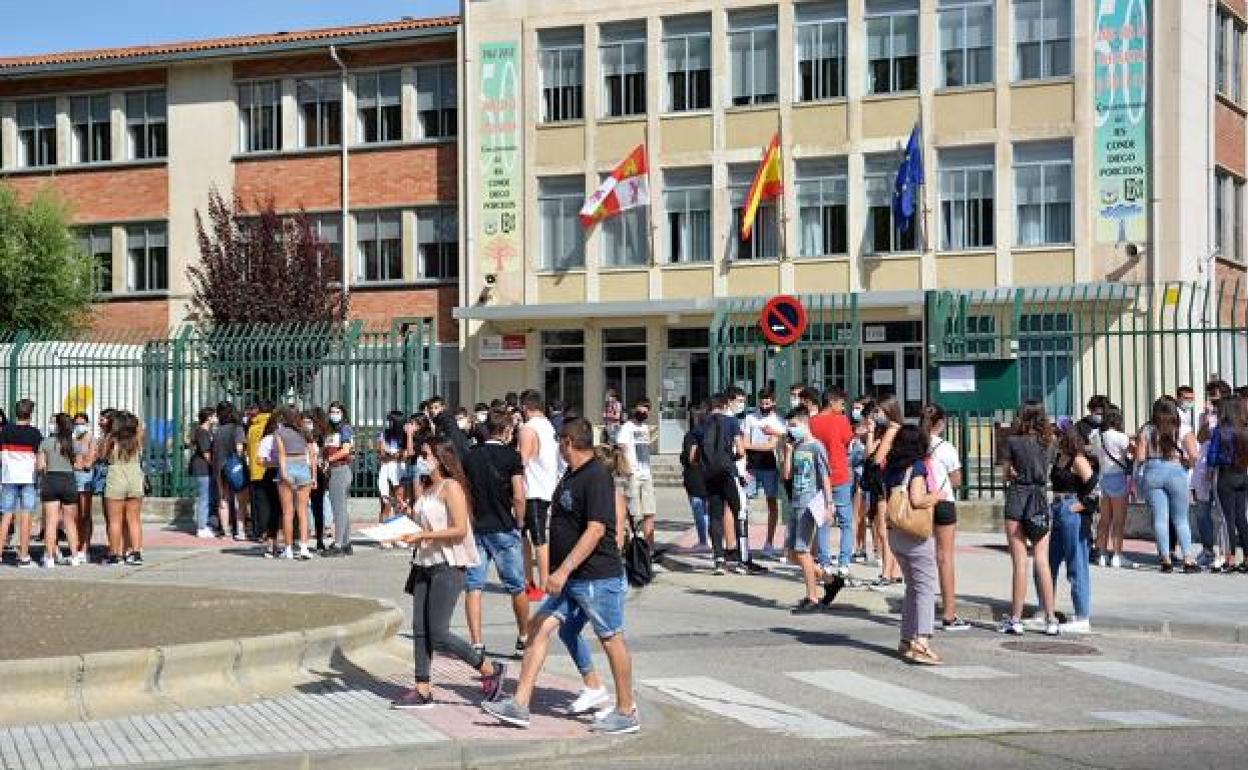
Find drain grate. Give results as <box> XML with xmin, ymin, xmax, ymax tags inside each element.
<box><xmin>1000</xmin><ymin>640</ymin><xmax>1101</xmax><ymax>656</ymax></box>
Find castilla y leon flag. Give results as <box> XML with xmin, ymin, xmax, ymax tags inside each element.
<box><xmin>580</xmin><ymin>144</ymin><xmax>649</xmax><ymax>227</ymax></box>
<box><xmin>741</xmin><ymin>132</ymin><xmax>783</xmax><ymax>240</ymax></box>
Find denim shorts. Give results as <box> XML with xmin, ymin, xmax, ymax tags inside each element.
<box><xmin>74</xmin><ymin>470</ymin><xmax>94</xmax><ymax>493</ymax></box>
<box><xmin>284</xmin><ymin>459</ymin><xmax>313</xmax><ymax>488</ymax></box>
<box><xmin>784</xmin><ymin>506</ymin><xmax>817</xmax><ymax>553</ymax></box>
<box><xmin>0</xmin><ymin>483</ymin><xmax>37</xmax><ymax>514</ymax></box>
<box><xmin>1100</xmin><ymin>472</ymin><xmax>1129</xmax><ymax>499</ymax></box>
<box><xmin>751</xmin><ymin>468</ymin><xmax>780</xmax><ymax>499</ymax></box>
<box><xmin>539</xmin><ymin>573</ymin><xmax>628</xmax><ymax>639</ymax></box>
<box><xmin>466</xmin><ymin>530</ymin><xmax>527</xmax><ymax>594</ymax></box>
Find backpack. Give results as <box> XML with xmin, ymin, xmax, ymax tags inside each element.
<box><xmin>885</xmin><ymin>466</ymin><xmax>933</xmax><ymax>539</ymax></box>
<box><xmin>699</xmin><ymin>416</ymin><xmax>737</xmax><ymax>481</ymax></box>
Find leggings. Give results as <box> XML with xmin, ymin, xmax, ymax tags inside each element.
<box><xmin>1217</xmin><ymin>468</ymin><xmax>1248</xmax><ymax>558</ymax></box>
<box><xmin>705</xmin><ymin>473</ymin><xmax>741</xmax><ymax>561</ymax></box>
<box><xmin>328</xmin><ymin>465</ymin><xmax>353</xmax><ymax>547</ymax></box>
<box><xmin>310</xmin><ymin>482</ymin><xmax>327</xmax><ymax>547</ymax></box>
<box><xmin>409</xmin><ymin>563</ymin><xmax>483</xmax><ymax>683</ymax></box>
<box><xmin>251</xmin><ymin>471</ymin><xmax>280</xmax><ymax>540</ymax></box>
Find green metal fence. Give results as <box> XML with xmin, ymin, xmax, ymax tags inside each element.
<box><xmin>1</xmin><ymin>319</ymin><xmax>440</xmax><ymax>498</ymax></box>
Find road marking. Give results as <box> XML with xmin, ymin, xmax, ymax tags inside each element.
<box><xmin>1201</xmin><ymin>657</ymin><xmax>1248</xmax><ymax>676</ymax></box>
<box><xmin>642</xmin><ymin>676</ymin><xmax>871</xmax><ymax>739</ymax></box>
<box><xmin>788</xmin><ymin>670</ymin><xmax>1031</xmax><ymax>732</ymax></box>
<box><xmin>1090</xmin><ymin>710</ymin><xmax>1198</xmax><ymax>727</ymax></box>
<box><xmin>923</xmin><ymin>665</ymin><xmax>1015</xmax><ymax>680</ymax></box>
<box><xmin>1062</xmin><ymin>661</ymin><xmax>1248</xmax><ymax>711</ymax></box>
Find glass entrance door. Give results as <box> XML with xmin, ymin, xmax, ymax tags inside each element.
<box><xmin>861</xmin><ymin>344</ymin><xmax>924</xmax><ymax>419</ymax></box>
<box><xmin>659</xmin><ymin>351</ymin><xmax>692</xmax><ymax>454</ymax></box>
<box><xmin>862</xmin><ymin>347</ymin><xmax>899</xmax><ymax>404</ymax></box>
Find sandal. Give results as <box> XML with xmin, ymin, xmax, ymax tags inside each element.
<box><xmin>905</xmin><ymin>640</ymin><xmax>944</xmax><ymax>666</ymax></box>
<box><xmin>1160</xmin><ymin>561</ymin><xmax>1174</xmax><ymax>574</ymax></box>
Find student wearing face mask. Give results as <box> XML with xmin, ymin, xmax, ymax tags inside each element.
<box><xmin>616</xmin><ymin>398</ymin><xmax>658</xmax><ymax>550</ymax></box>
<box><xmin>190</xmin><ymin>407</ymin><xmax>217</xmax><ymax>539</ymax></box>
<box><xmin>321</xmin><ymin>401</ymin><xmax>355</xmax><ymax>557</ymax></box>
<box><xmin>743</xmin><ymin>390</ymin><xmax>784</xmax><ymax>559</ymax></box>
<box><xmin>71</xmin><ymin>412</ymin><xmax>97</xmax><ymax>560</ymax></box>
<box><xmin>1078</xmin><ymin>395</ymin><xmax>1109</xmax><ymax>443</ymax></box>
<box><xmin>781</xmin><ymin>406</ymin><xmax>838</xmax><ymax>612</ymax></box>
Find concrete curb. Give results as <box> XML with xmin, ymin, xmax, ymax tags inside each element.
<box><xmin>0</xmin><ymin>599</ymin><xmax>406</xmax><ymax>726</ymax></box>
<box><xmin>657</xmin><ymin>550</ymin><xmax>1248</xmax><ymax>647</ymax></box>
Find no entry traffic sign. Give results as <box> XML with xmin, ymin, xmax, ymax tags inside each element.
<box><xmin>759</xmin><ymin>295</ymin><xmax>808</xmax><ymax>347</ymax></box>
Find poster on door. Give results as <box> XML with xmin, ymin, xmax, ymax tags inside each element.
<box><xmin>1093</xmin><ymin>0</ymin><xmax>1150</xmax><ymax>245</ymax></box>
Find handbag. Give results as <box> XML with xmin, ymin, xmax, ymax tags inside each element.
<box><xmin>623</xmin><ymin>508</ymin><xmax>653</xmax><ymax>588</ymax></box>
<box><xmin>885</xmin><ymin>468</ymin><xmax>934</xmax><ymax>539</ymax></box>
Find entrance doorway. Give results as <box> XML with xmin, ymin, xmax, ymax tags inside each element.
<box><xmin>659</xmin><ymin>329</ymin><xmax>711</xmax><ymax>453</ymax></box>
<box><xmin>861</xmin><ymin>344</ymin><xmax>924</xmax><ymax>419</ymax></box>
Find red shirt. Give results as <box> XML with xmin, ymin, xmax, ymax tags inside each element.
<box><xmin>809</xmin><ymin>411</ymin><xmax>853</xmax><ymax>487</ymax></box>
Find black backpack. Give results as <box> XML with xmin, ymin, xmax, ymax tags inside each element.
<box><xmin>699</xmin><ymin>416</ymin><xmax>737</xmax><ymax>481</ymax></box>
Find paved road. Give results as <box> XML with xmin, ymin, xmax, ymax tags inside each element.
<box><xmin>5</xmin><ymin>491</ymin><xmax>1248</xmax><ymax>769</ymax></box>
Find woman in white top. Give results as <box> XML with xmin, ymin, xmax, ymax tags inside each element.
<box><xmin>1134</xmin><ymin>398</ymin><xmax>1201</xmax><ymax>573</ymax></box>
<box><xmin>920</xmin><ymin>405</ymin><xmax>968</xmax><ymax>632</ymax></box>
<box><xmin>1093</xmin><ymin>405</ymin><xmax>1133</xmax><ymax>568</ymax></box>
<box><xmin>393</xmin><ymin>436</ymin><xmax>507</xmax><ymax>710</ymax></box>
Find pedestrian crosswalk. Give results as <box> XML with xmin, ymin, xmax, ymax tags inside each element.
<box><xmin>641</xmin><ymin>656</ymin><xmax>1248</xmax><ymax>741</ymax></box>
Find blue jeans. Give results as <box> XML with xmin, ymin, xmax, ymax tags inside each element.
<box><xmin>547</xmin><ymin>573</ymin><xmax>629</xmax><ymax>676</ymax></box>
<box><xmin>465</xmin><ymin>530</ymin><xmax>527</xmax><ymax>594</ymax></box>
<box><xmin>1141</xmin><ymin>459</ymin><xmax>1194</xmax><ymax>560</ymax></box>
<box><xmin>194</xmin><ymin>475</ymin><xmax>212</xmax><ymax>530</ymax></box>
<box><xmin>815</xmin><ymin>482</ymin><xmax>854</xmax><ymax>569</ymax></box>
<box><xmin>1048</xmin><ymin>496</ymin><xmax>1091</xmax><ymax>619</ymax></box>
<box><xmin>688</xmin><ymin>496</ymin><xmax>709</xmax><ymax>546</ymax></box>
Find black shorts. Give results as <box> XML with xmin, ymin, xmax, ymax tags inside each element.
<box><xmin>41</xmin><ymin>472</ymin><xmax>78</xmax><ymax>505</ymax></box>
<box><xmin>934</xmin><ymin>500</ymin><xmax>957</xmax><ymax>527</ymax></box>
<box><xmin>524</xmin><ymin>499</ymin><xmax>550</xmax><ymax>546</ymax></box>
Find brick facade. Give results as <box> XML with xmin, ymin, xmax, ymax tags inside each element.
<box><xmin>232</xmin><ymin>40</ymin><xmax>455</xmax><ymax>79</ymax></box>
<box><xmin>88</xmin><ymin>298</ymin><xmax>171</xmax><ymax>338</ymax></box>
<box><xmin>4</xmin><ymin>165</ymin><xmax>168</xmax><ymax>223</ymax></box>
<box><xmin>1216</xmin><ymin>99</ymin><xmax>1247</xmax><ymax>178</ymax></box>
<box><xmin>0</xmin><ymin>67</ymin><xmax>166</xmax><ymax>98</ymax></box>
<box><xmin>350</xmin><ymin>285</ymin><xmax>457</xmax><ymax>342</ymax></box>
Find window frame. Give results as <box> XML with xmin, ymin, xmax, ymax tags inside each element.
<box><xmin>306</xmin><ymin>213</ymin><xmax>343</xmax><ymax>270</ymax></box>
<box><xmin>237</xmin><ymin>79</ymin><xmax>282</xmax><ymax>154</ymax></box>
<box><xmin>16</xmin><ymin>97</ymin><xmax>58</xmax><ymax>168</ymax></box>
<box><xmin>538</xmin><ymin>177</ymin><xmax>586</xmax><ymax>272</ymax></box>
<box><xmin>78</xmin><ymin>226</ymin><xmax>114</xmax><ymax>296</ymax></box>
<box><xmin>125</xmin><ymin>89</ymin><xmax>167</xmax><ymax>160</ymax></box>
<box><xmin>296</xmin><ymin>75</ymin><xmax>342</xmax><ymax>149</ymax></box>
<box><xmin>539</xmin><ymin>33</ymin><xmax>585</xmax><ymax>124</ymax></box>
<box><xmin>728</xmin><ymin>11</ymin><xmax>779</xmax><ymax>107</ymax></box>
<box><xmin>1215</xmin><ymin>169</ymin><xmax>1246</xmax><ymax>264</ymax></box>
<box><xmin>415</xmin><ymin>62</ymin><xmax>457</xmax><ymax>140</ymax></box>
<box><xmin>663</xmin><ymin>18</ymin><xmax>712</xmax><ymax>113</ymax></box>
<box><xmin>602</xmin><ymin>327</ymin><xmax>649</xmax><ymax>413</ymax></box>
<box><xmin>1013</xmin><ymin>142</ymin><xmax>1073</xmax><ymax>247</ymax></box>
<box><xmin>866</xmin><ymin>5</ymin><xmax>920</xmax><ymax>95</ymax></box>
<box><xmin>416</xmin><ymin>206</ymin><xmax>459</xmax><ymax>280</ymax></box>
<box><xmin>938</xmin><ymin>151</ymin><xmax>995</xmax><ymax>251</ymax></box>
<box><xmin>864</xmin><ymin>157</ymin><xmax>918</xmax><ymax>254</ymax></box>
<box><xmin>795</xmin><ymin>159</ymin><xmax>849</xmax><ymax>258</ymax></box>
<box><xmin>1218</xmin><ymin>9</ymin><xmax>1246</xmax><ymax>104</ymax></box>
<box><xmin>663</xmin><ymin>169</ymin><xmax>713</xmax><ymax>265</ymax></box>
<box><xmin>939</xmin><ymin>0</ymin><xmax>995</xmax><ymax>88</ymax></box>
<box><xmin>542</xmin><ymin>330</ymin><xmax>586</xmax><ymax>416</ymax></box>
<box><xmin>600</xmin><ymin>25</ymin><xmax>647</xmax><ymax>119</ymax></box>
<box><xmin>70</xmin><ymin>93</ymin><xmax>112</xmax><ymax>165</ymax></box>
<box><xmin>795</xmin><ymin>6</ymin><xmax>848</xmax><ymax>103</ymax></box>
<box><xmin>1013</xmin><ymin>0</ymin><xmax>1072</xmax><ymax>82</ymax></box>
<box><xmin>125</xmin><ymin>222</ymin><xmax>168</xmax><ymax>294</ymax></box>
<box><xmin>729</xmin><ymin>166</ymin><xmax>781</xmax><ymax>261</ymax></box>
<box><xmin>354</xmin><ymin>69</ymin><xmax>403</xmax><ymax>146</ymax></box>
<box><xmin>355</xmin><ymin>209</ymin><xmax>404</xmax><ymax>284</ymax></box>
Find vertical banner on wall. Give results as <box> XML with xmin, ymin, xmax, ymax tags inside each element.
<box><xmin>477</xmin><ymin>41</ymin><xmax>522</xmax><ymax>284</ymax></box>
<box><xmin>1094</xmin><ymin>0</ymin><xmax>1150</xmax><ymax>245</ymax></box>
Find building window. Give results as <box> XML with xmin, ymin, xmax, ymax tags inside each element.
<box><xmin>603</xmin><ymin>327</ymin><xmax>648</xmax><ymax>413</ymax></box>
<box><xmin>796</xmin><ymin>2</ymin><xmax>848</xmax><ymax>102</ymax></box>
<box><xmin>663</xmin><ymin>167</ymin><xmax>712</xmax><ymax>264</ymax></box>
<box><xmin>729</xmin><ymin>164</ymin><xmax>779</xmax><ymax>260</ymax></box>
<box><xmin>664</xmin><ymin>15</ymin><xmax>712</xmax><ymax>112</ymax></box>
<box><xmin>71</xmin><ymin>94</ymin><xmax>111</xmax><ymax>164</ymax></box>
<box><xmin>865</xmin><ymin>154</ymin><xmax>918</xmax><ymax>254</ymax></box>
<box><xmin>540</xmin><ymin>29</ymin><xmax>584</xmax><ymax>123</ymax></box>
<box><xmin>601</xmin><ymin>176</ymin><xmax>649</xmax><ymax>269</ymax></box>
<box><xmin>416</xmin><ymin>63</ymin><xmax>457</xmax><ymax>139</ymax></box>
<box><xmin>307</xmin><ymin>213</ymin><xmax>342</xmax><ymax>268</ymax></box>
<box><xmin>940</xmin><ymin>0</ymin><xmax>994</xmax><ymax>87</ymax></box>
<box><xmin>16</xmin><ymin>98</ymin><xmax>57</xmax><ymax>168</ymax></box>
<box><xmin>600</xmin><ymin>22</ymin><xmax>647</xmax><ymax>118</ymax></box>
<box><xmin>1014</xmin><ymin>0</ymin><xmax>1071</xmax><ymax>81</ymax></box>
<box><xmin>239</xmin><ymin>81</ymin><xmax>281</xmax><ymax>153</ymax></box>
<box><xmin>797</xmin><ymin>158</ymin><xmax>848</xmax><ymax>257</ymax></box>
<box><xmin>1218</xmin><ymin>9</ymin><xmax>1246</xmax><ymax>103</ymax></box>
<box><xmin>1019</xmin><ymin>312</ymin><xmax>1073</xmax><ymax>418</ymax></box>
<box><xmin>1014</xmin><ymin>140</ymin><xmax>1072</xmax><ymax>246</ymax></box>
<box><xmin>297</xmin><ymin>77</ymin><xmax>341</xmax><ymax>148</ymax></box>
<box><xmin>939</xmin><ymin>147</ymin><xmax>995</xmax><ymax>250</ymax></box>
<box><xmin>1216</xmin><ymin>169</ymin><xmax>1246</xmax><ymax>264</ymax></box>
<box><xmin>728</xmin><ymin>9</ymin><xmax>778</xmax><ymax>107</ymax></box>
<box><xmin>356</xmin><ymin>70</ymin><xmax>402</xmax><ymax>144</ymax></box>
<box><xmin>542</xmin><ymin>330</ymin><xmax>585</xmax><ymax>415</ymax></box>
<box><xmin>356</xmin><ymin>210</ymin><xmax>403</xmax><ymax>282</ymax></box>
<box><xmin>79</xmin><ymin>227</ymin><xmax>113</xmax><ymax>295</ymax></box>
<box><xmin>538</xmin><ymin>176</ymin><xmax>585</xmax><ymax>271</ymax></box>
<box><xmin>125</xmin><ymin>223</ymin><xmax>167</xmax><ymax>293</ymax></box>
<box><xmin>417</xmin><ymin>207</ymin><xmax>458</xmax><ymax>279</ymax></box>
<box><xmin>866</xmin><ymin>1</ymin><xmax>919</xmax><ymax>94</ymax></box>
<box><xmin>125</xmin><ymin>89</ymin><xmax>167</xmax><ymax>160</ymax></box>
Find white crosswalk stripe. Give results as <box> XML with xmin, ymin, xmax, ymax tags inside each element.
<box><xmin>923</xmin><ymin>665</ymin><xmax>1016</xmax><ymax>680</ymax></box>
<box><xmin>788</xmin><ymin>670</ymin><xmax>1031</xmax><ymax>732</ymax></box>
<box><xmin>642</xmin><ymin>677</ymin><xmax>872</xmax><ymax>739</ymax></box>
<box><xmin>1091</xmin><ymin>711</ymin><xmax>1199</xmax><ymax>727</ymax></box>
<box><xmin>1062</xmin><ymin>661</ymin><xmax>1248</xmax><ymax>711</ymax></box>
<box><xmin>1200</xmin><ymin>657</ymin><xmax>1248</xmax><ymax>676</ymax></box>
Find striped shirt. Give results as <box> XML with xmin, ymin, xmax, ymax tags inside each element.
<box><xmin>0</xmin><ymin>424</ymin><xmax>43</xmax><ymax>485</ymax></box>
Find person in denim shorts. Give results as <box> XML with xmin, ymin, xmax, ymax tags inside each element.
<box><xmin>461</xmin><ymin>409</ymin><xmax>531</xmax><ymax>654</ymax></box>
<box><xmin>0</xmin><ymin>399</ymin><xmax>42</xmax><ymax>568</ymax></box>
<box><xmin>483</xmin><ymin>417</ymin><xmax>639</xmax><ymax>736</ymax></box>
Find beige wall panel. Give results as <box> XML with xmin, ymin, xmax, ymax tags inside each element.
<box><xmin>936</xmin><ymin>253</ymin><xmax>997</xmax><ymax>288</ymax></box>
<box><xmin>792</xmin><ymin>104</ymin><xmax>849</xmax><ymax>147</ymax></box>
<box><xmin>537</xmin><ymin>273</ymin><xmax>587</xmax><ymax>303</ymax></box>
<box><xmin>598</xmin><ymin>270</ymin><xmax>650</xmax><ymax>301</ymax></box>
<box><xmin>861</xmin><ymin>257</ymin><xmax>922</xmax><ymax>291</ymax></box>
<box><xmin>662</xmin><ymin>267</ymin><xmax>714</xmax><ymax>299</ymax></box>
<box><xmin>660</xmin><ymin>114</ymin><xmax>713</xmax><ymax>155</ymax></box>
<box><xmin>597</xmin><ymin>120</ymin><xmax>647</xmax><ymax>165</ymax></box>
<box><xmin>1012</xmin><ymin>249</ymin><xmax>1076</xmax><ymax>285</ymax></box>
<box><xmin>535</xmin><ymin>125</ymin><xmax>586</xmax><ymax>168</ymax></box>
<box><xmin>793</xmin><ymin>261</ymin><xmax>851</xmax><ymax>293</ymax></box>
<box><xmin>478</xmin><ymin>359</ymin><xmax>529</xmax><ymax>401</ymax></box>
<box><xmin>861</xmin><ymin>97</ymin><xmax>920</xmax><ymax>140</ymax></box>
<box><xmin>1010</xmin><ymin>83</ymin><xmax>1075</xmax><ymax>131</ymax></box>
<box><xmin>725</xmin><ymin>109</ymin><xmax>781</xmax><ymax>150</ymax></box>
<box><xmin>726</xmin><ymin>263</ymin><xmax>781</xmax><ymax>296</ymax></box>
<box><xmin>933</xmin><ymin>90</ymin><xmax>996</xmax><ymax>137</ymax></box>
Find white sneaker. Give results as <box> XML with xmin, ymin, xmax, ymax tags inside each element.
<box><xmin>1023</xmin><ymin>612</ymin><xmax>1047</xmax><ymax>631</ymax></box>
<box><xmin>68</xmin><ymin>553</ymin><xmax>85</xmax><ymax>567</ymax></box>
<box><xmin>1059</xmin><ymin>618</ymin><xmax>1092</xmax><ymax>634</ymax></box>
<box><xmin>281</xmin><ymin>546</ymin><xmax>294</xmax><ymax>560</ymax></box>
<box><xmin>1110</xmin><ymin>553</ymin><xmax>1123</xmax><ymax>569</ymax></box>
<box><xmin>1044</xmin><ymin>619</ymin><xmax>1060</xmax><ymax>636</ymax></box>
<box><xmin>196</xmin><ymin>527</ymin><xmax>215</xmax><ymax>539</ymax></box>
<box><xmin>42</xmin><ymin>556</ymin><xmax>57</xmax><ymax>569</ymax></box>
<box><xmin>568</xmin><ymin>687</ymin><xmax>610</xmax><ymax>715</ymax></box>
<box><xmin>298</xmin><ymin>545</ymin><xmax>312</xmax><ymax>560</ymax></box>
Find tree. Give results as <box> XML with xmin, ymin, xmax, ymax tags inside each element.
<box><xmin>189</xmin><ymin>189</ymin><xmax>349</xmax><ymax>403</ymax></box>
<box><xmin>0</xmin><ymin>184</ymin><xmax>94</xmax><ymax>337</ymax></box>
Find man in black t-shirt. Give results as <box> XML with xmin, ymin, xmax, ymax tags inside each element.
<box><xmin>483</xmin><ymin>418</ymin><xmax>639</xmax><ymax>736</ymax></box>
<box><xmin>462</xmin><ymin>409</ymin><xmax>530</xmax><ymax>654</ymax></box>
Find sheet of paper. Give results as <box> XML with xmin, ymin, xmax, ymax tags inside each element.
<box><xmin>359</xmin><ymin>516</ymin><xmax>420</xmax><ymax>542</ymax></box>
<box><xmin>939</xmin><ymin>365</ymin><xmax>976</xmax><ymax>394</ymax></box>
<box><xmin>809</xmin><ymin>491</ymin><xmax>828</xmax><ymax>526</ymax></box>
<box><xmin>905</xmin><ymin>370</ymin><xmax>923</xmax><ymax>401</ymax></box>
<box><xmin>872</xmin><ymin>369</ymin><xmax>894</xmax><ymax>386</ymax></box>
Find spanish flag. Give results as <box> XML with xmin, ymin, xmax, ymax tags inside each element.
<box><xmin>740</xmin><ymin>132</ymin><xmax>783</xmax><ymax>240</ymax></box>
<box><xmin>580</xmin><ymin>144</ymin><xmax>649</xmax><ymax>227</ymax></box>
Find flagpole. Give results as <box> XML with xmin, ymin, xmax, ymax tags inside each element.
<box><xmin>777</xmin><ymin>112</ymin><xmax>788</xmax><ymax>262</ymax></box>
<box><xmin>646</xmin><ymin>122</ymin><xmax>657</xmax><ymax>268</ymax></box>
<box><xmin>918</xmin><ymin>100</ymin><xmax>930</xmax><ymax>256</ymax></box>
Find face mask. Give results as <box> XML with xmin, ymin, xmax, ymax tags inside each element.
<box><xmin>48</xmin><ymin>423</ymin><xmax>58</xmax><ymax>434</ymax></box>
<box><xmin>787</xmin><ymin>425</ymin><xmax>807</xmax><ymax>442</ymax></box>
<box><xmin>302</xmin><ymin>421</ymin><xmax>314</xmax><ymax>433</ymax></box>
<box><xmin>74</xmin><ymin>425</ymin><xmax>89</xmax><ymax>437</ymax></box>
<box><xmin>328</xmin><ymin>412</ymin><xmax>342</xmax><ymax>425</ymax></box>
<box><xmin>734</xmin><ymin>402</ymin><xmax>747</xmax><ymax>416</ymax></box>
<box><xmin>414</xmin><ymin>458</ymin><xmax>433</xmax><ymax>478</ymax></box>
<box><xmin>633</xmin><ymin>410</ymin><xmax>648</xmax><ymax>423</ymax></box>
<box><xmin>457</xmin><ymin>418</ymin><xmax>469</xmax><ymax>431</ymax></box>
<box><xmin>852</xmin><ymin>408</ymin><xmax>863</xmax><ymax>422</ymax></box>
<box><xmin>1181</xmin><ymin>401</ymin><xmax>1195</xmax><ymax>412</ymax></box>
<box><xmin>874</xmin><ymin>415</ymin><xmax>889</xmax><ymax>428</ymax></box>
<box><xmin>475</xmin><ymin>411</ymin><xmax>488</xmax><ymax>423</ymax></box>
<box><xmin>1089</xmin><ymin>414</ymin><xmax>1103</xmax><ymax>426</ymax></box>
<box><xmin>242</xmin><ymin>416</ymin><xmax>251</xmax><ymax>427</ymax></box>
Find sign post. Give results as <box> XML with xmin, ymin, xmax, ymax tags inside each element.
<box><xmin>759</xmin><ymin>295</ymin><xmax>807</xmax><ymax>410</ymax></box>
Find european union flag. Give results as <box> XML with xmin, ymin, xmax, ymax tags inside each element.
<box><xmin>892</xmin><ymin>124</ymin><xmax>924</xmax><ymax>232</ymax></box>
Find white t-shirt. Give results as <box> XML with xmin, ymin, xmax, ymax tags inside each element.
<box><xmin>743</xmin><ymin>409</ymin><xmax>784</xmax><ymax>448</ymax></box>
<box><xmin>616</xmin><ymin>420</ymin><xmax>653</xmax><ymax>479</ymax></box>
<box><xmin>928</xmin><ymin>436</ymin><xmax>961</xmax><ymax>501</ymax></box>
<box><xmin>1095</xmin><ymin>429</ymin><xmax>1131</xmax><ymax>475</ymax></box>
<box><xmin>523</xmin><ymin>415</ymin><xmax>559</xmax><ymax>502</ymax></box>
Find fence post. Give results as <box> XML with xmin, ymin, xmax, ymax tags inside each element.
<box><xmin>342</xmin><ymin>321</ymin><xmax>363</xmax><ymax>413</ymax></box>
<box><xmin>169</xmin><ymin>326</ymin><xmax>192</xmax><ymax>497</ymax></box>
<box><xmin>5</xmin><ymin>330</ymin><xmax>31</xmax><ymax>416</ymax></box>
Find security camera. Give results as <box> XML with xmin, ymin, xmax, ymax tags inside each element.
<box><xmin>1122</xmin><ymin>243</ymin><xmax>1141</xmax><ymax>259</ymax></box>
<box><xmin>484</xmin><ymin>273</ymin><xmax>497</xmax><ymax>285</ymax></box>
